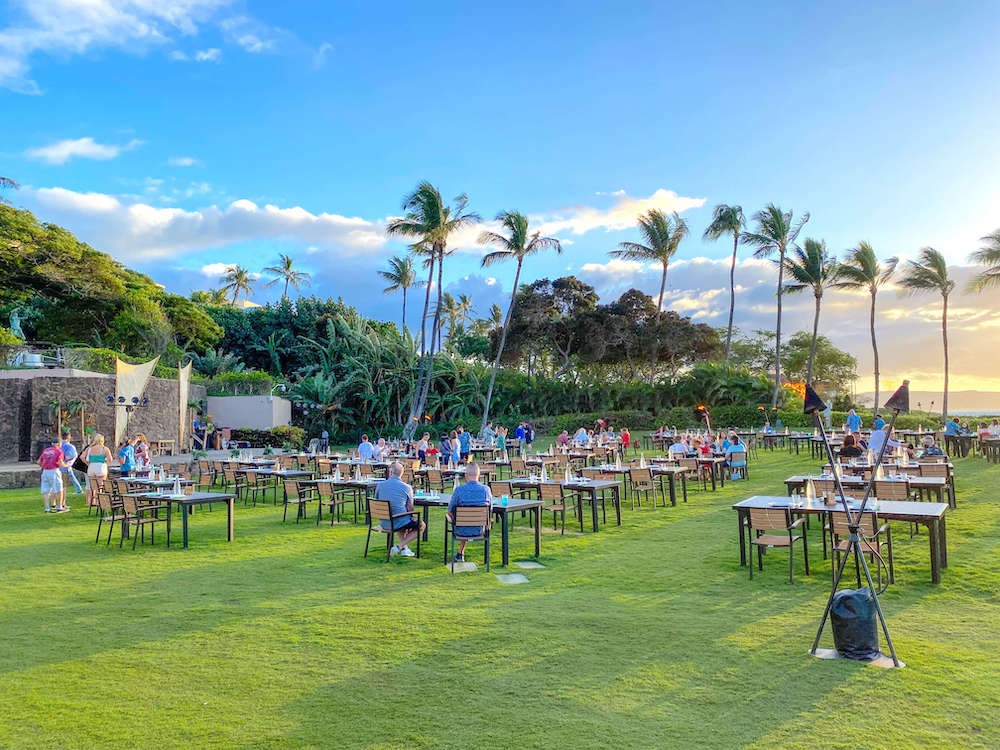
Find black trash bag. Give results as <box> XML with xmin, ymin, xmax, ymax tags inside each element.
<box><xmin>831</xmin><ymin>588</ymin><xmax>880</xmax><ymax>661</ymax></box>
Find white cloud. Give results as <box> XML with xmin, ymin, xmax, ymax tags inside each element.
<box><xmin>533</xmin><ymin>188</ymin><xmax>706</xmax><ymax>236</ymax></box>
<box><xmin>200</xmin><ymin>262</ymin><xmax>232</xmax><ymax>276</ymax></box>
<box><xmin>220</xmin><ymin>16</ymin><xmax>280</xmax><ymax>53</ymax></box>
<box><xmin>194</xmin><ymin>47</ymin><xmax>221</xmax><ymax>62</ymax></box>
<box><xmin>22</xmin><ymin>186</ymin><xmax>385</xmax><ymax>261</ymax></box>
<box><xmin>25</xmin><ymin>136</ymin><xmax>142</xmax><ymax>164</ymax></box>
<box><xmin>167</xmin><ymin>156</ymin><xmax>201</xmax><ymax>167</ymax></box>
<box><xmin>0</xmin><ymin>0</ymin><xmax>233</xmax><ymax>92</ymax></box>
<box><xmin>313</xmin><ymin>41</ymin><xmax>332</xmax><ymax>69</ymax></box>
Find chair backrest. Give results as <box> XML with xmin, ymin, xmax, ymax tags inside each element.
<box><xmin>317</xmin><ymin>458</ymin><xmax>332</xmax><ymax>475</ymax></box>
<box><xmin>120</xmin><ymin>495</ymin><xmax>140</xmax><ymax>516</ymax></box>
<box><xmin>114</xmin><ymin>479</ymin><xmax>131</xmax><ymax>497</ymax></box>
<box><xmin>918</xmin><ymin>455</ymin><xmax>945</xmax><ymax>463</ymax></box>
<box><xmin>223</xmin><ymin>467</ymin><xmax>236</xmax><ymax>482</ymax></box>
<box><xmin>629</xmin><ymin>467</ymin><xmax>652</xmax><ymax>485</ymax></box>
<box><xmin>279</xmin><ymin>456</ymin><xmax>294</xmax><ymax>469</ymax></box>
<box><xmin>811</xmin><ymin>478</ymin><xmax>837</xmax><ymax>496</ymax></box>
<box><xmin>368</xmin><ymin>499</ymin><xmax>392</xmax><ymax>522</ymax></box>
<box><xmin>213</xmin><ymin>461</ymin><xmax>224</xmax><ymax>472</ymax></box>
<box><xmin>729</xmin><ymin>451</ymin><xmax>747</xmax><ymax>464</ymax></box>
<box><xmin>873</xmin><ymin>479</ymin><xmax>909</xmax><ymax>500</ymax></box>
<box><xmin>678</xmin><ymin>458</ymin><xmax>698</xmax><ymax>471</ymax></box>
<box><xmin>510</xmin><ymin>457</ymin><xmax>526</xmax><ymax>474</ymax></box>
<box><xmin>748</xmin><ymin>507</ymin><xmax>791</xmax><ymax>531</ymax></box>
<box><xmin>358</xmin><ymin>464</ymin><xmax>373</xmax><ymax>477</ymax></box>
<box><xmin>198</xmin><ymin>460</ymin><xmax>211</xmax><ymax>474</ymax></box>
<box><xmin>243</xmin><ymin>470</ymin><xmax>257</xmax><ymax>484</ymax></box>
<box><xmin>830</xmin><ymin>510</ymin><xmax>876</xmax><ymax>537</ymax></box>
<box><xmin>553</xmin><ymin>453</ymin><xmax>569</xmax><ymax>466</ymax></box>
<box><xmin>453</xmin><ymin>505</ymin><xmax>490</xmax><ymax>528</ymax></box>
<box><xmin>490</xmin><ymin>481</ymin><xmax>513</xmax><ymax>497</ymax></box>
<box><xmin>918</xmin><ymin>463</ymin><xmax>948</xmax><ymax>478</ymax></box>
<box><xmin>282</xmin><ymin>479</ymin><xmax>301</xmax><ymax>499</ymax></box>
<box><xmin>316</xmin><ymin>482</ymin><xmax>333</xmax><ymax>498</ymax></box>
<box><xmin>539</xmin><ymin>483</ymin><xmax>563</xmax><ymax>502</ymax></box>
<box><xmin>426</xmin><ymin>469</ymin><xmax>442</xmax><ymax>483</ymax></box>
<box><xmin>97</xmin><ymin>490</ymin><xmax>115</xmax><ymax>513</ymax></box>
<box><xmin>336</xmin><ymin>463</ymin><xmax>351</xmax><ymax>475</ymax></box>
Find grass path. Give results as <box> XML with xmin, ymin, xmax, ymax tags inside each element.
<box><xmin>1</xmin><ymin>447</ymin><xmax>998</xmax><ymax>749</ymax></box>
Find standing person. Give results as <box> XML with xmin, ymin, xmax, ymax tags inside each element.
<box><xmin>446</xmin><ymin>462</ymin><xmax>491</xmax><ymax>563</ymax></box>
<box><xmin>525</xmin><ymin>422</ymin><xmax>535</xmax><ymax>452</ymax></box>
<box><xmin>872</xmin><ymin>413</ymin><xmax>887</xmax><ymax>431</ymax></box>
<box><xmin>134</xmin><ymin>434</ymin><xmax>150</xmax><ymax>467</ymax></box>
<box><xmin>373</xmin><ymin>461</ymin><xmax>424</xmax><ymax>558</ymax></box>
<box><xmin>846</xmin><ymin>409</ymin><xmax>862</xmax><ymax>433</ymax></box>
<box><xmin>357</xmin><ymin>434</ymin><xmax>375</xmax><ymax>461</ymax></box>
<box><xmin>374</xmin><ymin>438</ymin><xmax>389</xmax><ymax>461</ymax></box>
<box><xmin>416</xmin><ymin>432</ymin><xmax>430</xmax><ymax>464</ymax></box>
<box><xmin>449</xmin><ymin>430</ymin><xmax>461</xmax><ymax>465</ymax></box>
<box><xmin>479</xmin><ymin>421</ymin><xmax>495</xmax><ymax>445</ymax></box>
<box><xmin>117</xmin><ymin>437</ymin><xmax>137</xmax><ymax>478</ymax></box>
<box><xmin>495</xmin><ymin>426</ymin><xmax>507</xmax><ymax>455</ymax></box>
<box><xmin>458</xmin><ymin>426</ymin><xmax>471</xmax><ymax>462</ymax></box>
<box><xmin>38</xmin><ymin>438</ymin><xmax>68</xmax><ymax>513</ymax></box>
<box><xmin>320</xmin><ymin>428</ymin><xmax>330</xmax><ymax>452</ymax></box>
<box><xmin>621</xmin><ymin>427</ymin><xmax>631</xmax><ymax>452</ymax></box>
<box><xmin>439</xmin><ymin>433</ymin><xmax>453</xmax><ymax>465</ymax></box>
<box><xmin>515</xmin><ymin>422</ymin><xmax>527</xmax><ymax>454</ymax></box>
<box><xmin>83</xmin><ymin>433</ymin><xmax>113</xmax><ymax>506</ymax></box>
<box><xmin>59</xmin><ymin>430</ymin><xmax>84</xmax><ymax>500</ymax></box>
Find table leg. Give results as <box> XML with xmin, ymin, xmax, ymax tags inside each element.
<box><xmin>166</xmin><ymin>501</ymin><xmax>172</xmax><ymax>547</ymax></box>
<box><xmin>227</xmin><ymin>498</ymin><xmax>234</xmax><ymax>542</ymax></box>
<box><xmin>668</xmin><ymin>475</ymin><xmax>677</xmax><ymax>507</ymax></box>
<box><xmin>502</xmin><ymin>510</ymin><xmax>510</xmax><ymax>566</ymax></box>
<box><xmin>681</xmin><ymin>473</ymin><xmax>687</xmax><ymax>503</ymax></box>
<box><xmin>182</xmin><ymin>505</ymin><xmax>189</xmax><ymax>549</ymax></box>
<box><xmin>710</xmin><ymin>464</ymin><xmax>717</xmax><ymax>492</ymax></box>
<box><xmin>938</xmin><ymin>516</ymin><xmax>947</xmax><ymax>568</ymax></box>
<box><xmin>591</xmin><ymin>488</ymin><xmax>599</xmax><ymax>532</ymax></box>
<box><xmin>737</xmin><ymin>509</ymin><xmax>747</xmax><ymax>566</ymax></box>
<box><xmin>534</xmin><ymin>507</ymin><xmax>541</xmax><ymax>557</ymax></box>
<box><xmin>928</xmin><ymin>519</ymin><xmax>941</xmax><ymax>584</ymax></box>
<box><xmin>422</xmin><ymin>505</ymin><xmax>430</xmax><ymax>541</ymax></box>
<box><xmin>719</xmin><ymin>462</ymin><xmax>726</xmax><ymax>488</ymax></box>
<box><xmin>614</xmin><ymin>486</ymin><xmax>621</xmax><ymax>525</ymax></box>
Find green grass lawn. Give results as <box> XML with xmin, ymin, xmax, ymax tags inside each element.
<box><xmin>1</xmin><ymin>447</ymin><xmax>999</xmax><ymax>749</ymax></box>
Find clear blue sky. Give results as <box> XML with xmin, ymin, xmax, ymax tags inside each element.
<box><xmin>3</xmin><ymin>0</ymin><xmax>1000</xmax><ymax>388</ymax></box>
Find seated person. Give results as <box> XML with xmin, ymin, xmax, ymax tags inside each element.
<box><xmin>724</xmin><ymin>433</ymin><xmax>745</xmax><ymax>456</ymax></box>
<box><xmin>416</xmin><ymin>433</ymin><xmax>430</xmax><ymax>463</ymax></box>
<box><xmin>668</xmin><ymin>438</ymin><xmax>689</xmax><ymax>456</ymax></box>
<box><xmin>447</xmin><ymin>463</ymin><xmax>491</xmax><ymax>563</ymax></box>
<box><xmin>357</xmin><ymin>434</ymin><xmax>375</xmax><ymax>461</ymax></box>
<box><xmin>762</xmin><ymin>421</ymin><xmax>775</xmax><ymax>434</ymax></box>
<box><xmin>920</xmin><ymin>435</ymin><xmax>946</xmax><ymax>457</ymax></box>
<box><xmin>868</xmin><ymin>425</ymin><xmax>899</xmax><ymax>456</ymax></box>
<box><xmin>691</xmin><ymin>437</ymin><xmax>710</xmax><ymax>455</ymax></box>
<box><xmin>838</xmin><ymin>433</ymin><xmax>864</xmax><ymax>459</ymax></box>
<box><xmin>852</xmin><ymin>430</ymin><xmax>868</xmax><ymax>451</ymax></box>
<box><xmin>556</xmin><ymin>430</ymin><xmax>570</xmax><ymax>447</ymax></box>
<box><xmin>374</xmin><ymin>438</ymin><xmax>389</xmax><ymax>461</ymax></box>
<box><xmin>573</xmin><ymin>428</ymin><xmax>589</xmax><ymax>446</ymax></box>
<box><xmin>374</xmin><ymin>462</ymin><xmax>425</xmax><ymax>557</ymax></box>
<box><xmin>990</xmin><ymin>419</ymin><xmax>1000</xmax><ymax>437</ymax></box>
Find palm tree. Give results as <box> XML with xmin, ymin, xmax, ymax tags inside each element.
<box><xmin>967</xmin><ymin>229</ymin><xmax>1000</xmax><ymax>291</ymax></box>
<box><xmin>263</xmin><ymin>253</ymin><xmax>311</xmax><ymax>300</ymax></box>
<box><xmin>487</xmin><ymin>303</ymin><xmax>503</xmax><ymax>332</ymax></box>
<box><xmin>479</xmin><ymin>210</ymin><xmax>562</xmax><ymax>429</ymax></box>
<box><xmin>220</xmin><ymin>265</ymin><xmax>255</xmax><ymax>305</ymax></box>
<box><xmin>385</xmin><ymin>182</ymin><xmax>480</xmax><ymax>438</ymax></box>
<box><xmin>740</xmin><ymin>205</ymin><xmax>810</xmax><ymax>406</ymax></box>
<box><xmin>436</xmin><ymin>292</ymin><xmax>460</xmax><ymax>343</ymax></box>
<box><xmin>608</xmin><ymin>209</ymin><xmax>688</xmax><ymax>383</ymax></box>
<box><xmin>378</xmin><ymin>255</ymin><xmax>418</xmax><ymax>330</ymax></box>
<box><xmin>0</xmin><ymin>176</ymin><xmax>17</xmax><ymax>205</ymax></box>
<box><xmin>835</xmin><ymin>242</ymin><xmax>897</xmax><ymax>409</ymax></box>
<box><xmin>899</xmin><ymin>248</ymin><xmax>955</xmax><ymax>419</ymax></box>
<box><xmin>702</xmin><ymin>204</ymin><xmax>745</xmax><ymax>362</ymax></box>
<box><xmin>781</xmin><ymin>238</ymin><xmax>839</xmax><ymax>384</ymax></box>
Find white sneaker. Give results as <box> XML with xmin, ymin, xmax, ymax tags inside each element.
<box><xmin>389</xmin><ymin>545</ymin><xmax>400</xmax><ymax>557</ymax></box>
<box><xmin>400</xmin><ymin>547</ymin><xmax>416</xmax><ymax>558</ymax></box>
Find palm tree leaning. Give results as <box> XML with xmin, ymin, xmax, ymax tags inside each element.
<box><xmin>740</xmin><ymin>205</ymin><xmax>810</xmax><ymax>407</ymax></box>
<box><xmin>385</xmin><ymin>182</ymin><xmax>480</xmax><ymax>438</ymax></box>
<box><xmin>264</xmin><ymin>253</ymin><xmax>311</xmax><ymax>300</ymax></box>
<box><xmin>899</xmin><ymin>248</ymin><xmax>955</xmax><ymax>419</ymax></box>
<box><xmin>967</xmin><ymin>228</ymin><xmax>1000</xmax><ymax>291</ymax></box>
<box><xmin>378</xmin><ymin>255</ymin><xmax>419</xmax><ymax>331</ymax></box>
<box><xmin>221</xmin><ymin>265</ymin><xmax>255</xmax><ymax>305</ymax></box>
<box><xmin>703</xmin><ymin>204</ymin><xmax>745</xmax><ymax>362</ymax></box>
<box><xmin>781</xmin><ymin>238</ymin><xmax>839</xmax><ymax>384</ymax></box>
<box><xmin>479</xmin><ymin>210</ymin><xmax>562</xmax><ymax>430</ymax></box>
<box><xmin>608</xmin><ymin>209</ymin><xmax>688</xmax><ymax>384</ymax></box>
<box><xmin>835</xmin><ymin>242</ymin><xmax>897</xmax><ymax>409</ymax></box>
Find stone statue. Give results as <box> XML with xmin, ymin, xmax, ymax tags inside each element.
<box><xmin>9</xmin><ymin>307</ymin><xmax>25</xmax><ymax>340</ymax></box>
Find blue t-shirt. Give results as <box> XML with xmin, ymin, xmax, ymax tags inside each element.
<box><xmin>375</xmin><ymin>476</ymin><xmax>414</xmax><ymax>530</ymax></box>
<box><xmin>357</xmin><ymin>441</ymin><xmax>375</xmax><ymax>461</ymax></box>
<box><xmin>448</xmin><ymin>480</ymin><xmax>491</xmax><ymax>536</ymax></box>
<box><xmin>944</xmin><ymin>420</ymin><xmax>960</xmax><ymax>435</ymax></box>
<box><xmin>118</xmin><ymin>444</ymin><xmax>136</xmax><ymax>471</ymax></box>
<box><xmin>60</xmin><ymin>441</ymin><xmax>77</xmax><ymax>470</ymax></box>
<box><xmin>515</xmin><ymin>426</ymin><xmax>526</xmax><ymax>442</ymax></box>
<box><xmin>873</xmin><ymin>417</ymin><xmax>886</xmax><ymax>430</ymax></box>
<box><xmin>458</xmin><ymin>431</ymin><xmax>471</xmax><ymax>452</ymax></box>
<box><xmin>847</xmin><ymin>413</ymin><xmax>862</xmax><ymax>432</ymax></box>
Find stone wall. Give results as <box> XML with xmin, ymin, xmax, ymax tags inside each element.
<box><xmin>0</xmin><ymin>371</ymin><xmax>205</xmax><ymax>461</ymax></box>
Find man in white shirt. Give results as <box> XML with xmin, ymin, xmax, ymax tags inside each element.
<box><xmin>868</xmin><ymin>425</ymin><xmax>899</xmax><ymax>456</ymax></box>
<box><xmin>357</xmin><ymin>434</ymin><xmax>375</xmax><ymax>461</ymax></box>
<box><xmin>668</xmin><ymin>439</ymin><xmax>689</xmax><ymax>456</ymax></box>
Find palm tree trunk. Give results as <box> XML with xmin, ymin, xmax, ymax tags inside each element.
<box><xmin>870</xmin><ymin>289</ymin><xmax>880</xmax><ymax>411</ymax></box>
<box><xmin>651</xmin><ymin>262</ymin><xmax>668</xmax><ymax>385</ymax></box>
<box><xmin>402</xmin><ymin>255</ymin><xmax>435</xmax><ymax>439</ymax></box>
<box><xmin>725</xmin><ymin>232</ymin><xmax>738</xmax><ymax>362</ymax></box>
<box><xmin>771</xmin><ymin>250</ymin><xmax>785</xmax><ymax>408</ymax></box>
<box><xmin>401</xmin><ymin>286</ymin><xmax>407</xmax><ymax>332</ymax></box>
<box><xmin>283</xmin><ymin>278</ymin><xmax>289</xmax><ymax>300</ymax></box>
<box><xmin>412</xmin><ymin>246</ymin><xmax>444</xmax><ymax>427</ymax></box>
<box><xmin>942</xmin><ymin>292</ymin><xmax>949</xmax><ymax>419</ymax></box>
<box><xmin>807</xmin><ymin>293</ymin><xmax>821</xmax><ymax>383</ymax></box>
<box><xmin>481</xmin><ymin>259</ymin><xmax>522</xmax><ymax>431</ymax></box>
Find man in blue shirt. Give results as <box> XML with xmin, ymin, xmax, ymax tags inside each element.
<box><xmin>944</xmin><ymin>418</ymin><xmax>960</xmax><ymax>436</ymax></box>
<box><xmin>872</xmin><ymin>414</ymin><xmax>886</xmax><ymax>431</ymax></box>
<box><xmin>457</xmin><ymin>427</ymin><xmax>471</xmax><ymax>461</ymax></box>
<box><xmin>515</xmin><ymin>422</ymin><xmax>527</xmax><ymax>453</ymax></box>
<box><xmin>59</xmin><ymin>430</ymin><xmax>84</xmax><ymax>497</ymax></box>
<box><xmin>357</xmin><ymin>434</ymin><xmax>375</xmax><ymax>461</ymax></box>
<box><xmin>447</xmin><ymin>463</ymin><xmax>491</xmax><ymax>562</ymax></box>
<box><xmin>374</xmin><ymin>462</ymin><xmax>423</xmax><ymax>557</ymax></box>
<box><xmin>920</xmin><ymin>435</ymin><xmax>946</xmax><ymax>457</ymax></box>
<box><xmin>846</xmin><ymin>409</ymin><xmax>862</xmax><ymax>433</ymax></box>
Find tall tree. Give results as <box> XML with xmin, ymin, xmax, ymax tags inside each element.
<box><xmin>967</xmin><ymin>229</ymin><xmax>1000</xmax><ymax>291</ymax></box>
<box><xmin>899</xmin><ymin>248</ymin><xmax>955</xmax><ymax>419</ymax></box>
<box><xmin>740</xmin><ymin>205</ymin><xmax>810</xmax><ymax>406</ymax></box>
<box><xmin>781</xmin><ymin>238</ymin><xmax>839</xmax><ymax>384</ymax></box>
<box><xmin>478</xmin><ymin>210</ymin><xmax>562</xmax><ymax>429</ymax></box>
<box><xmin>835</xmin><ymin>242</ymin><xmax>897</xmax><ymax>409</ymax></box>
<box><xmin>221</xmin><ymin>265</ymin><xmax>255</xmax><ymax>305</ymax></box>
<box><xmin>702</xmin><ymin>204</ymin><xmax>745</xmax><ymax>362</ymax></box>
<box><xmin>385</xmin><ymin>182</ymin><xmax>480</xmax><ymax>438</ymax></box>
<box><xmin>378</xmin><ymin>255</ymin><xmax>418</xmax><ymax>331</ymax></box>
<box><xmin>263</xmin><ymin>253</ymin><xmax>311</xmax><ymax>300</ymax></box>
<box><xmin>608</xmin><ymin>209</ymin><xmax>688</xmax><ymax>384</ymax></box>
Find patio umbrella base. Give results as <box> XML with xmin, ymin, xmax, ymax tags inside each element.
<box><xmin>809</xmin><ymin>648</ymin><xmax>905</xmax><ymax>669</ymax></box>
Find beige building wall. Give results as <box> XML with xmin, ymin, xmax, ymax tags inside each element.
<box><xmin>205</xmin><ymin>395</ymin><xmax>292</xmax><ymax>430</ymax></box>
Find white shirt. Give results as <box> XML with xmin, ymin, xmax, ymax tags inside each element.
<box><xmin>867</xmin><ymin>430</ymin><xmax>898</xmax><ymax>456</ymax></box>
<box><xmin>668</xmin><ymin>442</ymin><xmax>689</xmax><ymax>455</ymax></box>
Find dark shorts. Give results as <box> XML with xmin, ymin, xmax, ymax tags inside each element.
<box><xmin>390</xmin><ymin>518</ymin><xmax>419</xmax><ymax>533</ymax></box>
<box><xmin>460</xmin><ymin>452</ymin><xmax>470</xmax><ymax>461</ymax></box>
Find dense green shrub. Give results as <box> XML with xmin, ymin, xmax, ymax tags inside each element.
<box><xmin>200</xmin><ymin>370</ymin><xmax>274</xmax><ymax>396</ymax></box>
<box><xmin>230</xmin><ymin>425</ymin><xmax>305</xmax><ymax>448</ymax></box>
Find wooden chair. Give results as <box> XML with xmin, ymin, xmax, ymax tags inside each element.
<box><xmin>364</xmin><ymin>499</ymin><xmax>421</xmax><ymax>561</ymax></box>
<box><xmin>678</xmin><ymin>458</ymin><xmax>705</xmax><ymax>491</ymax></box>
<box><xmin>628</xmin><ymin>467</ymin><xmax>657</xmax><ymax>509</ymax></box>
<box><xmin>422</xmin><ymin>469</ymin><xmax>446</xmax><ymax>493</ymax></box>
<box><xmin>94</xmin><ymin>488</ymin><xmax>125</xmax><ymax>545</ymax></box>
<box><xmin>746</xmin><ymin>507</ymin><xmax>808</xmax><ymax>583</ymax></box>
<box><xmin>489</xmin><ymin>481</ymin><xmax>529</xmax><ymax>500</ymax></box>
<box><xmin>281</xmin><ymin>479</ymin><xmax>312</xmax><ymax>523</ymax></box>
<box><xmin>239</xmin><ymin>470</ymin><xmax>271</xmax><ymax>507</ymax></box>
<box><xmin>539</xmin><ymin>482</ymin><xmax>579</xmax><ymax>534</ymax></box>
<box><xmin>358</xmin><ymin>463</ymin><xmax>374</xmax><ymax>478</ymax></box>
<box><xmin>829</xmin><ymin>510</ymin><xmax>894</xmax><ymax>587</ymax></box>
<box><xmin>873</xmin><ymin>479</ymin><xmax>910</xmax><ymax>501</ymax></box>
<box><xmin>316</xmin><ymin>481</ymin><xmax>358</xmax><ymax>525</ymax></box>
<box><xmin>221</xmin><ymin>467</ymin><xmax>238</xmax><ymax>494</ymax></box>
<box><xmin>316</xmin><ymin>458</ymin><xmax>332</xmax><ymax>476</ymax></box>
<box><xmin>445</xmin><ymin>504</ymin><xmax>492</xmax><ymax>572</ymax></box>
<box><xmin>917</xmin><ymin>462</ymin><xmax>954</xmax><ymax>506</ymax></box>
<box><xmin>727</xmin><ymin>451</ymin><xmax>749</xmax><ymax>480</ymax></box>
<box><xmin>509</xmin><ymin>457</ymin><xmax>527</xmax><ymax>477</ymax></box>
<box><xmin>119</xmin><ymin>495</ymin><xmax>162</xmax><ymax>550</ymax></box>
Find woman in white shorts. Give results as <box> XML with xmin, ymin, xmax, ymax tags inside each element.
<box><xmin>83</xmin><ymin>434</ymin><xmax>113</xmax><ymax>506</ymax></box>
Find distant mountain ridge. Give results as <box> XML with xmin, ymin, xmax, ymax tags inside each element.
<box><xmin>856</xmin><ymin>390</ymin><xmax>1000</xmax><ymax>414</ymax></box>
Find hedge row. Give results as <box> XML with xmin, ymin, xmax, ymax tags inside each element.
<box><xmin>229</xmin><ymin>425</ymin><xmax>306</xmax><ymax>448</ymax></box>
